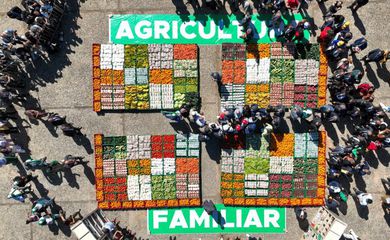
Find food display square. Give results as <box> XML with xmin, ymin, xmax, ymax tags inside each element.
<box><xmin>221</xmin><ymin>132</ymin><xmax>327</xmax><ymax>207</ymax></box>
<box><xmin>219</xmin><ymin>43</ymin><xmax>328</xmax><ymax>109</ymax></box>
<box><xmin>92</xmin><ymin>44</ymin><xmax>199</xmax><ymax>112</ymax></box>
<box><xmin>95</xmin><ymin>134</ymin><xmax>201</xmax><ymax>209</ymax></box>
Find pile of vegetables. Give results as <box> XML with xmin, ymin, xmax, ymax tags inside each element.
<box><xmin>244</xmin><ymin>157</ymin><xmax>270</xmax><ymax>174</ymax></box>
<box><xmin>246</xmin><ymin>59</ymin><xmax>270</xmax><ymax>84</ymax></box>
<box><xmin>270</xmin><ymin>133</ymin><xmax>295</xmax><ymax>157</ymax></box>
<box><xmin>222</xmin><ymin>43</ymin><xmax>246</xmax><ymax>60</ymax></box>
<box><xmin>149</xmin><ymin>69</ymin><xmax>173</xmax><ymax>84</ymax></box>
<box><xmin>222</xmin><ymin>60</ymin><xmax>245</xmax><ymax>84</ymax></box>
<box><xmin>269</xmin><ymin>156</ymin><xmax>294</xmax><ymax>174</ymax></box>
<box><xmin>174</xmin><ymin>44</ymin><xmax>198</xmax><ymax>59</ymax></box>
<box><xmin>94</xmin><ymin>43</ymin><xmax>199</xmax><ymax>111</ymax></box>
<box><xmin>125</xmin><ymin>85</ymin><xmax>149</xmax><ymax>110</ymax></box>
<box><xmin>219</xmin><ymin>43</ymin><xmax>328</xmax><ymax>111</ymax></box>
<box><xmin>246</xmin><ymin>44</ymin><xmax>271</xmax><ymax>59</ymax></box>
<box><xmin>220</xmin><ymin>84</ymin><xmax>245</xmax><ymax>109</ymax></box>
<box><xmin>148</xmin><ymin>44</ymin><xmax>173</xmax><ymax>69</ymax></box>
<box><xmin>96</xmin><ymin>134</ymin><xmax>202</xmax><ymax>209</ymax></box>
<box><xmin>174</xmin><ymin>60</ymin><xmax>198</xmax><ymax>78</ymax></box>
<box><xmin>175</xmin><ymin>134</ymin><xmax>200</xmax><ymax>157</ymax></box>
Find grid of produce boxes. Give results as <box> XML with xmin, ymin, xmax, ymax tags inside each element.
<box><xmin>94</xmin><ymin>134</ymin><xmax>201</xmax><ymax>209</ymax></box>
<box><xmin>220</xmin><ymin>132</ymin><xmax>326</xmax><ymax>207</ymax></box>
<box><xmin>92</xmin><ymin>44</ymin><xmax>199</xmax><ymax>112</ymax></box>
<box><xmin>220</xmin><ymin>43</ymin><xmax>328</xmax><ymax>110</ymax></box>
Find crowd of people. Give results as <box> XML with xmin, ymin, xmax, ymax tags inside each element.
<box><xmin>1</xmin><ymin>1</ymin><xmax>137</xmax><ymax>239</ymax></box>
<box><xmin>167</xmin><ymin>0</ymin><xmax>390</xmax><ymax>233</ymax></box>
<box><xmin>1</xmin><ymin>0</ymin><xmax>389</xmax><ymax>239</ymax></box>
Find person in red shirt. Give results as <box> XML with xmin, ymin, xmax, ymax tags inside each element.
<box><xmin>286</xmin><ymin>0</ymin><xmax>299</xmax><ymax>10</ymax></box>
<box><xmin>318</xmin><ymin>26</ymin><xmax>334</xmax><ymax>43</ymax></box>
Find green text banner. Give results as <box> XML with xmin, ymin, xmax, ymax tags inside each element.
<box><xmin>147</xmin><ymin>204</ymin><xmax>286</xmax><ymax>234</ymax></box>
<box><xmin>109</xmin><ymin>14</ymin><xmax>308</xmax><ymax>44</ymax></box>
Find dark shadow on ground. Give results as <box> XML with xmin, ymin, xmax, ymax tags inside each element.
<box><xmin>169</xmin><ymin>121</ymin><xmax>192</xmax><ymax>134</ymax></box>
<box><xmin>352</xmin><ymin>196</ymin><xmax>369</xmax><ymax>220</ymax></box>
<box><xmin>376</xmin><ymin>149</ymin><xmax>390</xmax><ymax>167</ymax></box>
<box><xmin>205</xmin><ymin>136</ymin><xmax>222</xmax><ymax>163</ymax></box>
<box><xmin>32</xmin><ymin>177</ymin><xmax>50</xmax><ymax>197</ymax></box>
<box><xmin>353</xmin><ymin>173</ymin><xmax>366</xmax><ymax>192</ymax></box>
<box><xmin>375</xmin><ymin>62</ymin><xmax>390</xmax><ymax>85</ymax></box>
<box><xmin>339</xmin><ymin>200</ymin><xmax>348</xmax><ymax>215</ymax></box>
<box><xmin>63</xmin><ymin>169</ymin><xmax>80</xmax><ymax>189</ymax></box>
<box><xmin>364</xmin><ymin>150</ymin><xmax>379</xmax><ymax>169</ymax></box>
<box><xmin>83</xmin><ymin>164</ymin><xmax>96</xmax><ymax>185</ymax></box>
<box><xmin>71</xmin><ymin>133</ymin><xmax>93</xmax><ymax>154</ymax></box>
<box><xmin>382</xmin><ymin>205</ymin><xmax>390</xmax><ymax>227</ymax></box>
<box><xmin>324</xmin><ymin>122</ymin><xmax>339</xmax><ymax>146</ymax></box>
<box><xmin>44</xmin><ymin>171</ymin><xmax>64</xmax><ymax>186</ymax></box>
<box><xmin>171</xmin><ymin>0</ymin><xmax>191</xmax><ymax>21</ymax></box>
<box><xmin>351</xmin><ymin>10</ymin><xmax>366</xmax><ymax>35</ymax></box>
<box><xmin>297</xmin><ymin>217</ymin><xmax>309</xmax><ymax>232</ymax></box>
<box><xmin>42</xmin><ymin>119</ymin><xmax>60</xmax><ymax>137</ymax></box>
<box><xmin>317</xmin><ymin>0</ymin><xmax>327</xmax><ymax>15</ymax></box>
<box><xmin>365</xmin><ymin>63</ymin><xmax>380</xmax><ymax>88</ymax></box>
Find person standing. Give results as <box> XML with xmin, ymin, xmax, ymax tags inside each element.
<box><xmin>347</xmin><ymin>0</ymin><xmax>369</xmax><ymax>11</ymax></box>
<box><xmin>324</xmin><ymin>1</ymin><xmax>343</xmax><ymax>17</ymax></box>
<box><xmin>352</xmin><ymin>187</ymin><xmax>373</xmax><ymax>206</ymax></box>
<box><xmin>243</xmin><ymin>0</ymin><xmax>254</xmax><ymax>16</ymax></box>
<box><xmin>325</xmin><ymin>196</ymin><xmax>340</xmax><ymax>210</ymax></box>
<box><xmin>203</xmin><ymin>200</ymin><xmax>217</xmax><ymax>215</ymax></box>
<box><xmin>361</xmin><ymin>49</ymin><xmax>390</xmax><ymax>65</ymax></box>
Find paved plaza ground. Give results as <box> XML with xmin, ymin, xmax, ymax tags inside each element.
<box><xmin>0</xmin><ymin>0</ymin><xmax>390</xmax><ymax>239</ymax></box>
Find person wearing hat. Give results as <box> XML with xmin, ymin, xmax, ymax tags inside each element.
<box><xmin>352</xmin><ymin>187</ymin><xmax>373</xmax><ymax>206</ymax></box>
<box><xmin>349</xmin><ymin>37</ymin><xmax>368</xmax><ymax>53</ymax></box>
<box><xmin>347</xmin><ymin>0</ymin><xmax>369</xmax><ymax>12</ymax></box>
<box><xmin>361</xmin><ymin>48</ymin><xmax>390</xmax><ymax>65</ymax></box>
<box><xmin>318</xmin><ymin>26</ymin><xmax>334</xmax><ymax>43</ymax></box>
<box><xmin>286</xmin><ymin>0</ymin><xmax>300</xmax><ymax>11</ymax></box>
<box><xmin>325</xmin><ymin>195</ymin><xmax>340</xmax><ymax>210</ymax></box>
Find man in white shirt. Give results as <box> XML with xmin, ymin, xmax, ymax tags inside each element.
<box><xmin>352</xmin><ymin>187</ymin><xmax>373</xmax><ymax>206</ymax></box>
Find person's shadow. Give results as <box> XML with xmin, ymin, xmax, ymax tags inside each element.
<box><xmin>365</xmin><ymin>63</ymin><xmax>381</xmax><ymax>88</ymax></box>
<box><xmin>351</xmin><ymin>10</ymin><xmax>366</xmax><ymax>35</ymax></box>
<box><xmin>351</xmin><ymin>196</ymin><xmax>369</xmax><ymax>220</ymax></box>
<box><xmin>375</xmin><ymin>62</ymin><xmax>390</xmax><ymax>85</ymax></box>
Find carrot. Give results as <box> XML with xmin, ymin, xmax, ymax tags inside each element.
<box><xmin>174</xmin><ymin>44</ymin><xmax>198</xmax><ymax>59</ymax></box>
<box><xmin>149</xmin><ymin>69</ymin><xmax>173</xmax><ymax>84</ymax></box>
<box><xmin>186</xmin><ymin>158</ymin><xmax>199</xmax><ymax>173</ymax></box>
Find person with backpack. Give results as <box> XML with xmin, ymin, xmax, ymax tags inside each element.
<box><xmin>47</xmin><ymin>112</ymin><xmax>66</xmax><ymax>126</ymax></box>
<box><xmin>203</xmin><ymin>200</ymin><xmax>217</xmax><ymax>215</ymax></box>
<box><xmin>361</xmin><ymin>49</ymin><xmax>390</xmax><ymax>65</ymax></box>
<box><xmin>7</xmin><ymin>6</ymin><xmax>27</xmax><ymax>21</ymax></box>
<box><xmin>31</xmin><ymin>197</ymin><xmax>55</xmax><ymax>215</ymax></box>
<box><xmin>348</xmin><ymin>37</ymin><xmax>367</xmax><ymax>54</ymax></box>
